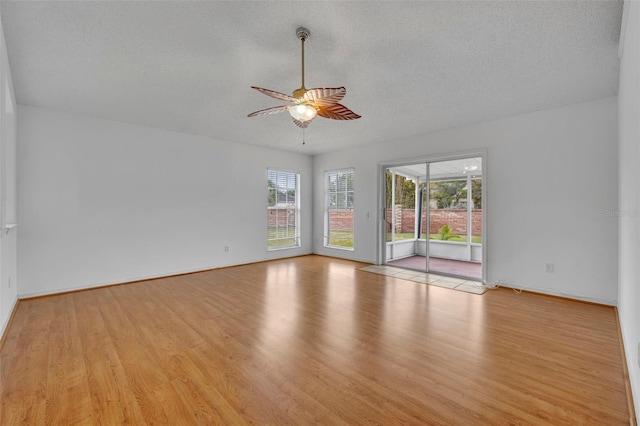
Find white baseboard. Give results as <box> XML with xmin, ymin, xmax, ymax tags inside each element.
<box><xmin>0</xmin><ymin>296</ymin><xmax>19</xmax><ymax>342</ymax></box>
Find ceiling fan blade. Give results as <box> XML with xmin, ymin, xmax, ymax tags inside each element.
<box><xmin>247</xmin><ymin>105</ymin><xmax>289</xmax><ymax>117</ymax></box>
<box><xmin>292</xmin><ymin>117</ymin><xmax>312</xmax><ymax>129</ymax></box>
<box><xmin>304</xmin><ymin>87</ymin><xmax>346</xmax><ymax>107</ymax></box>
<box><xmin>251</xmin><ymin>86</ymin><xmax>297</xmax><ymax>102</ymax></box>
<box><xmin>316</xmin><ymin>103</ymin><xmax>361</xmax><ymax>120</ymax></box>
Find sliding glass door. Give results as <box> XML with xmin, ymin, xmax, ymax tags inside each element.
<box><xmin>382</xmin><ymin>155</ymin><xmax>484</xmax><ymax>281</ymax></box>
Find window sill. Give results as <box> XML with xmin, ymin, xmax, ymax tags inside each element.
<box><xmin>325</xmin><ymin>245</ymin><xmax>354</xmax><ymax>252</ymax></box>
<box><xmin>268</xmin><ymin>245</ymin><xmax>300</xmax><ymax>252</ymax></box>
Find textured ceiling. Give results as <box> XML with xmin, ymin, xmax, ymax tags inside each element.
<box><xmin>1</xmin><ymin>1</ymin><xmax>623</xmax><ymax>155</ymax></box>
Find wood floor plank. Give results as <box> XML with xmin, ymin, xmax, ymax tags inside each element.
<box><xmin>4</xmin><ymin>298</ymin><xmax>54</xmax><ymax>425</ymax></box>
<box><xmin>74</xmin><ymin>289</ymin><xmax>147</xmax><ymax>424</ymax></box>
<box><xmin>0</xmin><ymin>255</ymin><xmax>632</xmax><ymax>424</ymax></box>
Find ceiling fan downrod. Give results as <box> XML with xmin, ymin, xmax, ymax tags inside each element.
<box><xmin>294</xmin><ymin>27</ymin><xmax>310</xmax><ymax>99</ymax></box>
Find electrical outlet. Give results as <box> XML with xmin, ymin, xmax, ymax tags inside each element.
<box><xmin>224</xmin><ymin>245</ymin><xmax>229</xmax><ymax>253</ymax></box>
<box><xmin>545</xmin><ymin>263</ymin><xmax>554</xmax><ymax>273</ymax></box>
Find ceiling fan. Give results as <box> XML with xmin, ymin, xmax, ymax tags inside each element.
<box><xmin>248</xmin><ymin>27</ymin><xmax>361</xmax><ymax>129</ymax></box>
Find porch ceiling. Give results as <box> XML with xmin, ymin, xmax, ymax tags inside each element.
<box><xmin>389</xmin><ymin>157</ymin><xmax>482</xmax><ymax>181</ymax></box>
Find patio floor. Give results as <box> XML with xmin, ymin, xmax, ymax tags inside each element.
<box><xmin>387</xmin><ymin>255</ymin><xmax>482</xmax><ymax>280</ymax></box>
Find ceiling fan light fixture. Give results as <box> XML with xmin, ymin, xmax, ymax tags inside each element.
<box><xmin>289</xmin><ymin>104</ymin><xmax>317</xmax><ymax>121</ymax></box>
<box><xmin>248</xmin><ymin>26</ymin><xmax>360</xmax><ymax>129</ymax></box>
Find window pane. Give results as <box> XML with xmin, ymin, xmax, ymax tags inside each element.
<box><xmin>429</xmin><ymin>179</ymin><xmax>467</xmax><ymax>241</ymax></box>
<box><xmin>329</xmin><ymin>193</ymin><xmax>337</xmax><ymax>208</ymax></box>
<box><xmin>267</xmin><ymin>225</ymin><xmax>277</xmax><ymax>240</ymax></box>
<box><xmin>287</xmin><ymin>226</ymin><xmax>296</xmax><ymax>239</ymax></box>
<box><xmin>267</xmin><ymin>170</ymin><xmax>300</xmax><ymax>250</ymax></box>
<box><xmin>325</xmin><ymin>169</ymin><xmax>354</xmax><ymax>250</ymax></box>
<box><xmin>337</xmin><ymin>174</ymin><xmax>347</xmax><ymax>191</ymax></box>
<box><xmin>386</xmin><ymin>171</ymin><xmax>416</xmax><ymax>242</ymax></box>
<box><xmin>337</xmin><ymin>192</ymin><xmax>347</xmax><ymax>209</ymax></box>
<box><xmin>346</xmin><ymin>173</ymin><xmax>354</xmax><ymax>191</ymax></box>
<box><xmin>472</xmin><ymin>178</ymin><xmax>482</xmax><ymax>243</ymax></box>
<box><xmin>267</xmin><ymin>188</ymin><xmax>277</xmax><ymax>207</ymax></box>
<box><xmin>328</xmin><ymin>174</ymin><xmax>337</xmax><ymax>191</ymax></box>
<box><xmin>420</xmin><ymin>186</ymin><xmax>427</xmax><ymax>239</ymax></box>
<box><xmin>386</xmin><ymin>170</ymin><xmax>393</xmax><ymax>242</ymax></box>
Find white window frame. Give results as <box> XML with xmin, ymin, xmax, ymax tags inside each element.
<box><xmin>267</xmin><ymin>169</ymin><xmax>300</xmax><ymax>250</ymax></box>
<box><xmin>324</xmin><ymin>168</ymin><xmax>355</xmax><ymax>251</ymax></box>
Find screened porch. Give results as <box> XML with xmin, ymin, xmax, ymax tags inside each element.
<box><xmin>385</xmin><ymin>157</ymin><xmax>483</xmax><ymax>280</ymax></box>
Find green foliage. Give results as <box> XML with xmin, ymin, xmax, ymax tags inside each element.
<box><xmin>471</xmin><ymin>178</ymin><xmax>482</xmax><ymax>208</ymax></box>
<box><xmin>429</xmin><ymin>178</ymin><xmax>482</xmax><ymax>209</ymax></box>
<box><xmin>437</xmin><ymin>225</ymin><xmax>460</xmax><ymax>241</ymax></box>
<box><xmin>328</xmin><ymin>172</ymin><xmax>354</xmax><ymax>192</ymax></box>
<box><xmin>387</xmin><ymin>174</ymin><xmax>482</xmax><ymax>211</ymax></box>
<box><xmin>267</xmin><ymin>179</ymin><xmax>276</xmax><ymax>206</ymax></box>
<box><xmin>328</xmin><ymin>171</ymin><xmax>354</xmax><ymax>209</ymax></box>
<box><xmin>385</xmin><ymin>172</ymin><xmax>416</xmax><ymax>209</ymax></box>
<box><xmin>385</xmin><ymin>232</ymin><xmax>415</xmax><ymax>242</ymax></box>
<box><xmin>430</xmin><ymin>180</ymin><xmax>467</xmax><ymax>209</ymax></box>
<box><xmin>268</xmin><ymin>179</ymin><xmax>297</xmax><ymax>207</ymax></box>
<box><xmin>328</xmin><ymin>230</ymin><xmax>354</xmax><ymax>248</ymax></box>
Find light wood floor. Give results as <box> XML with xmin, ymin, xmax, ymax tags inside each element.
<box><xmin>0</xmin><ymin>255</ymin><xmax>631</xmax><ymax>424</ymax></box>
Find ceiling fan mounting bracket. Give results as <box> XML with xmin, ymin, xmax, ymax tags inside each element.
<box><xmin>296</xmin><ymin>27</ymin><xmax>310</xmax><ymax>41</ymax></box>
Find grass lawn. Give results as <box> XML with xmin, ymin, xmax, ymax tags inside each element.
<box><xmin>328</xmin><ymin>230</ymin><xmax>354</xmax><ymax>248</ymax></box>
<box><xmin>268</xmin><ymin>238</ymin><xmax>297</xmax><ymax>248</ymax></box>
<box><xmin>268</xmin><ymin>227</ymin><xmax>298</xmax><ymax>248</ymax></box>
<box><xmin>386</xmin><ymin>232</ymin><xmax>415</xmax><ymax>241</ymax></box>
<box><xmin>267</xmin><ymin>228</ymin><xmax>481</xmax><ymax>249</ymax></box>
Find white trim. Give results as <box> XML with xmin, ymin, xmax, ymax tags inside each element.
<box><xmin>379</xmin><ymin>148</ymin><xmax>488</xmax><ymax>170</ymax></box>
<box><xmin>0</xmin><ymin>296</ymin><xmax>18</xmax><ymax>338</ymax></box>
<box><xmin>323</xmin><ymin>167</ymin><xmax>355</xmax><ymax>174</ymax></box>
<box><xmin>496</xmin><ymin>285</ymin><xmax>616</xmax><ymax>307</ymax></box>
<box><xmin>326</xmin><ymin>245</ymin><xmax>355</xmax><ymax>252</ymax></box>
<box><xmin>19</xmin><ymin>253</ymin><xmax>314</xmax><ymax>299</ymax></box>
<box><xmin>267</xmin><ymin>167</ymin><xmax>300</xmax><ymax>175</ymax></box>
<box><xmin>619</xmin><ymin>0</ymin><xmax>630</xmax><ymax>59</ymax></box>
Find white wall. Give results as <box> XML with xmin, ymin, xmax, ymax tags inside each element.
<box><xmin>17</xmin><ymin>106</ymin><xmax>313</xmax><ymax>297</ymax></box>
<box><xmin>618</xmin><ymin>1</ymin><xmax>640</xmax><ymax>421</ymax></box>
<box><xmin>314</xmin><ymin>97</ymin><xmax>618</xmax><ymax>305</ymax></box>
<box><xmin>0</xmin><ymin>8</ymin><xmax>18</xmax><ymax>338</ymax></box>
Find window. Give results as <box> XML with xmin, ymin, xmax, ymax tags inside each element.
<box><xmin>325</xmin><ymin>169</ymin><xmax>354</xmax><ymax>250</ymax></box>
<box><xmin>267</xmin><ymin>169</ymin><xmax>300</xmax><ymax>250</ymax></box>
